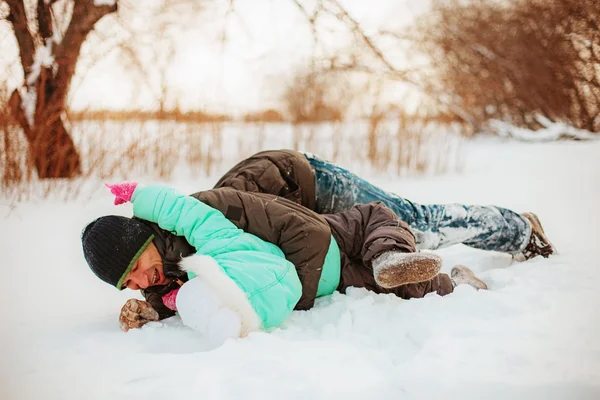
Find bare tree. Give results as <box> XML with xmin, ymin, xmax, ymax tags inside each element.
<box><xmin>3</xmin><ymin>0</ymin><xmax>117</xmax><ymax>178</ymax></box>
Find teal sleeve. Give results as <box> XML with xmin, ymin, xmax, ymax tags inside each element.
<box><xmin>132</xmin><ymin>184</ymin><xmax>246</xmax><ymax>256</ymax></box>
<box><xmin>131</xmin><ymin>184</ymin><xmax>302</xmax><ymax>328</ymax></box>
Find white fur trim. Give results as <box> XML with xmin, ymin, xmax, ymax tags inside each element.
<box><xmin>178</xmin><ymin>254</ymin><xmax>262</xmax><ymax>336</ymax></box>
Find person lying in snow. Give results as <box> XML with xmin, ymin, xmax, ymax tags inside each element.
<box><xmin>214</xmin><ymin>150</ymin><xmax>555</xmax><ymax>261</ymax></box>
<box><xmin>82</xmin><ymin>182</ymin><xmax>488</xmax><ymax>342</ymax></box>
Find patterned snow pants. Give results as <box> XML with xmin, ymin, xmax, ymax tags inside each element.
<box><xmin>305</xmin><ymin>153</ymin><xmax>531</xmax><ymax>253</ymax></box>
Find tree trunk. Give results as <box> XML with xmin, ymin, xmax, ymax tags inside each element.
<box><xmin>9</xmin><ymin>65</ymin><xmax>82</xmax><ymax>178</ymax></box>
<box><xmin>9</xmin><ymin>90</ymin><xmax>82</xmax><ymax>179</ymax></box>
<box><xmin>6</xmin><ymin>0</ymin><xmax>118</xmax><ymax>179</ymax></box>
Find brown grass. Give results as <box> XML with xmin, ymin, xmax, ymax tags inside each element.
<box><xmin>1</xmin><ymin>116</ymin><xmax>463</xmax><ymax>201</ymax></box>
<box><xmin>243</xmin><ymin>109</ymin><xmax>286</xmax><ymax>123</ymax></box>
<box><xmin>68</xmin><ymin>108</ymin><xmax>231</xmax><ymax>123</ymax></box>
<box><xmin>281</xmin><ymin>69</ymin><xmax>348</xmax><ymax>123</ymax></box>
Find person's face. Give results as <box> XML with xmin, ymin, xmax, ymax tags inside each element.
<box><xmin>120</xmin><ymin>242</ymin><xmax>169</xmax><ymax>290</ymax></box>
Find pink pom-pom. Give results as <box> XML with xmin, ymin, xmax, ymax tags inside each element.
<box><xmin>105</xmin><ymin>181</ymin><xmax>138</xmax><ymax>205</ymax></box>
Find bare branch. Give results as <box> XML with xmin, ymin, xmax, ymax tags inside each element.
<box><xmin>36</xmin><ymin>0</ymin><xmax>53</xmax><ymax>40</ymax></box>
<box><xmin>377</xmin><ymin>29</ymin><xmax>418</xmax><ymax>42</ymax></box>
<box><xmin>326</xmin><ymin>0</ymin><xmax>407</xmax><ymax>77</ymax></box>
<box><xmin>290</xmin><ymin>0</ymin><xmax>320</xmax><ymax>54</ymax></box>
<box><xmin>5</xmin><ymin>0</ymin><xmax>35</xmax><ymax>75</ymax></box>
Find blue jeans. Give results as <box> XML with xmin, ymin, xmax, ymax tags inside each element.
<box><xmin>304</xmin><ymin>153</ymin><xmax>531</xmax><ymax>253</ymax></box>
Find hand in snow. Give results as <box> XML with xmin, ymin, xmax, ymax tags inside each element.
<box><xmin>105</xmin><ymin>181</ymin><xmax>138</xmax><ymax>205</ymax></box>
<box><xmin>119</xmin><ymin>298</ymin><xmax>159</xmax><ymax>332</ymax></box>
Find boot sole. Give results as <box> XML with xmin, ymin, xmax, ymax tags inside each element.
<box><xmin>522</xmin><ymin>212</ymin><xmax>558</xmax><ymax>255</ymax></box>
<box><xmin>374</xmin><ymin>253</ymin><xmax>442</xmax><ymax>289</ymax></box>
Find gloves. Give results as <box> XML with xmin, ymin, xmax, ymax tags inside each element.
<box><xmin>176</xmin><ymin>278</ymin><xmax>242</xmax><ymax>345</ymax></box>
<box><xmin>105</xmin><ymin>181</ymin><xmax>138</xmax><ymax>205</ymax></box>
<box><xmin>119</xmin><ymin>298</ymin><xmax>159</xmax><ymax>332</ymax></box>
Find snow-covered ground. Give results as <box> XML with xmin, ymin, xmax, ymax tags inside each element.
<box><xmin>1</xmin><ymin>137</ymin><xmax>599</xmax><ymax>400</ymax></box>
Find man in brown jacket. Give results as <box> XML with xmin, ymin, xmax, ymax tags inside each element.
<box><xmin>214</xmin><ymin>150</ymin><xmax>555</xmax><ymax>261</ymax></box>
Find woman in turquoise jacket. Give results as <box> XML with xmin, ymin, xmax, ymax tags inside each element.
<box><xmin>83</xmin><ymin>181</ymin><xmax>304</xmax><ymax>341</ymax></box>
<box><xmin>132</xmin><ymin>182</ymin><xmax>306</xmax><ymax>334</ymax></box>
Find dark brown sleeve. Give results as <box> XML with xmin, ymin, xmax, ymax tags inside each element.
<box><xmin>360</xmin><ymin>202</ymin><xmax>417</xmax><ymax>266</ymax></box>
<box><xmin>325</xmin><ymin>202</ymin><xmax>416</xmax><ymax>267</ymax></box>
<box><xmin>214</xmin><ymin>159</ymin><xmax>287</xmax><ymax>196</ymax></box>
<box><xmin>214</xmin><ymin>176</ymin><xmax>261</xmax><ymax>193</ymax></box>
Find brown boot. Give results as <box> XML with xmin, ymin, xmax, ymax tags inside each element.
<box><xmin>373</xmin><ymin>251</ymin><xmax>442</xmax><ymax>289</ymax></box>
<box><xmin>451</xmin><ymin>265</ymin><xmax>488</xmax><ymax>290</ymax></box>
<box><xmin>514</xmin><ymin>212</ymin><xmax>557</xmax><ymax>262</ymax></box>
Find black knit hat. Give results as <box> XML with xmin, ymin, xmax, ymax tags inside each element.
<box><xmin>82</xmin><ymin>215</ymin><xmax>155</xmax><ymax>290</ymax></box>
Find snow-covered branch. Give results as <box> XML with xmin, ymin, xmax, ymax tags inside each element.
<box><xmin>94</xmin><ymin>0</ymin><xmax>117</xmax><ymax>6</ymax></box>
<box><xmin>26</xmin><ymin>40</ymin><xmax>55</xmax><ymax>86</ymax></box>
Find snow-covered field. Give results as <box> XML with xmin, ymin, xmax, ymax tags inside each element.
<box><xmin>1</xmin><ymin>137</ymin><xmax>599</xmax><ymax>400</ymax></box>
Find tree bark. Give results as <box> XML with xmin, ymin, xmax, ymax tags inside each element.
<box><xmin>6</xmin><ymin>0</ymin><xmax>118</xmax><ymax>179</ymax></box>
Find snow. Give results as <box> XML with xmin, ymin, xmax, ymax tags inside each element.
<box><xmin>93</xmin><ymin>0</ymin><xmax>116</xmax><ymax>6</ymax></box>
<box><xmin>176</xmin><ymin>277</ymin><xmax>243</xmax><ymax>345</ymax></box>
<box><xmin>26</xmin><ymin>40</ymin><xmax>54</xmax><ymax>86</ymax></box>
<box><xmin>1</xmin><ymin>137</ymin><xmax>600</xmax><ymax>400</ymax></box>
<box><xmin>18</xmin><ymin>86</ymin><xmax>36</xmax><ymax>126</ymax></box>
<box><xmin>489</xmin><ymin>115</ymin><xmax>599</xmax><ymax>141</ymax></box>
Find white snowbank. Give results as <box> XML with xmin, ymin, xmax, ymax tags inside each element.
<box><xmin>489</xmin><ymin>115</ymin><xmax>598</xmax><ymax>142</ymax></box>
<box><xmin>1</xmin><ymin>138</ymin><xmax>599</xmax><ymax>400</ymax></box>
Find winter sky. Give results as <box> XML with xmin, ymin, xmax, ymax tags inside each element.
<box><xmin>0</xmin><ymin>0</ymin><xmax>429</xmax><ymax>114</ymax></box>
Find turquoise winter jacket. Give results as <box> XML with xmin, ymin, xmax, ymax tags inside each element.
<box><xmin>131</xmin><ymin>184</ymin><xmax>303</xmax><ymax>329</ymax></box>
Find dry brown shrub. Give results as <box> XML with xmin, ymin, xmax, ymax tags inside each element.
<box><xmin>282</xmin><ymin>70</ymin><xmax>351</xmax><ymax>123</ymax></box>
<box><xmin>68</xmin><ymin>109</ymin><xmax>231</xmax><ymax>124</ymax></box>
<box><xmin>2</xmin><ymin>112</ymin><xmax>461</xmax><ymax>202</ymax></box>
<box><xmin>416</xmin><ymin>0</ymin><xmax>600</xmax><ymax>132</ymax></box>
<box><xmin>363</xmin><ymin>106</ymin><xmax>465</xmax><ymax>176</ymax></box>
<box><xmin>243</xmin><ymin>109</ymin><xmax>286</xmax><ymax>123</ymax></box>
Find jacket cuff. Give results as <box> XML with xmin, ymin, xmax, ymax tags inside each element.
<box><xmin>178</xmin><ymin>254</ymin><xmax>262</xmax><ymax>336</ymax></box>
